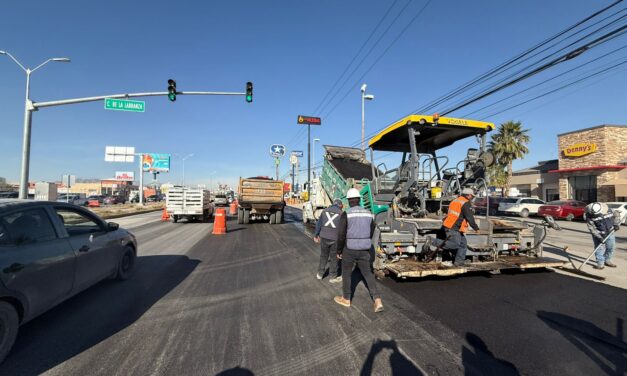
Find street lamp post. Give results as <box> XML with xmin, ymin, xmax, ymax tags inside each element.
<box><xmin>0</xmin><ymin>51</ymin><xmax>70</xmax><ymax>199</ymax></box>
<box><xmin>360</xmin><ymin>84</ymin><xmax>374</xmax><ymax>151</ymax></box>
<box><xmin>174</xmin><ymin>153</ymin><xmax>194</xmax><ymax>186</ymax></box>
<box><xmin>312</xmin><ymin>138</ymin><xmax>320</xmax><ymax>178</ymax></box>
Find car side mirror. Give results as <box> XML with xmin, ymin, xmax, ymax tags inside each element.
<box><xmin>107</xmin><ymin>222</ymin><xmax>119</xmax><ymax>231</ymax></box>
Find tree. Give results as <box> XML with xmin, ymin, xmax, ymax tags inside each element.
<box><xmin>489</xmin><ymin>121</ymin><xmax>530</xmax><ymax>193</ymax></box>
<box><xmin>486</xmin><ymin>163</ymin><xmax>508</xmax><ymax>195</ymax></box>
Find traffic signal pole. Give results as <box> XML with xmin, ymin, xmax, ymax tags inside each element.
<box><xmin>17</xmin><ymin>90</ymin><xmax>247</xmax><ymax>199</ymax></box>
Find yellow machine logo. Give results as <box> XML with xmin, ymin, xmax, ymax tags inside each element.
<box><xmin>563</xmin><ymin>142</ymin><xmax>597</xmax><ymax>157</ymax></box>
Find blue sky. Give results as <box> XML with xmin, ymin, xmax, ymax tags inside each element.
<box><xmin>1</xmin><ymin>0</ymin><xmax>625</xmax><ymax>189</ymax></box>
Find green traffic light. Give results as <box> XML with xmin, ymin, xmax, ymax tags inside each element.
<box><xmin>246</xmin><ymin>94</ymin><xmax>252</xmax><ymax>103</ymax></box>
<box><xmin>168</xmin><ymin>93</ymin><xmax>176</xmax><ymax>101</ymax></box>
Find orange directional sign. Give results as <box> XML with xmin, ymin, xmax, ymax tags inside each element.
<box><xmin>297</xmin><ymin>115</ymin><xmax>321</xmax><ymax>125</ymax></box>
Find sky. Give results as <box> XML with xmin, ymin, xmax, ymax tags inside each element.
<box><xmin>1</xmin><ymin>0</ymin><xmax>625</xmax><ymax>189</ymax></box>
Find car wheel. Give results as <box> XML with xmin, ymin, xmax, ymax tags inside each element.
<box><xmin>116</xmin><ymin>246</ymin><xmax>136</xmax><ymax>281</ymax></box>
<box><xmin>243</xmin><ymin>209</ymin><xmax>250</xmax><ymax>224</ymax></box>
<box><xmin>566</xmin><ymin>213</ymin><xmax>574</xmax><ymax>221</ymax></box>
<box><xmin>520</xmin><ymin>209</ymin><xmax>529</xmax><ymax>218</ymax></box>
<box><xmin>0</xmin><ymin>301</ymin><xmax>19</xmax><ymax>364</ymax></box>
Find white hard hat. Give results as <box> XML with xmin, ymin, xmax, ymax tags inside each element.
<box><xmin>586</xmin><ymin>202</ymin><xmax>603</xmax><ymax>216</ymax></box>
<box><xmin>461</xmin><ymin>187</ymin><xmax>475</xmax><ymax>196</ymax></box>
<box><xmin>346</xmin><ymin>188</ymin><xmax>361</xmax><ymax>199</ymax></box>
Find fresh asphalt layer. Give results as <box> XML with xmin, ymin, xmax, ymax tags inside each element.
<box><xmin>0</xmin><ymin>208</ymin><xmax>624</xmax><ymax>375</ymax></box>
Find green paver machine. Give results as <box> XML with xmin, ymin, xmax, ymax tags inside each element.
<box><xmin>308</xmin><ymin>114</ymin><xmax>564</xmax><ymax>278</ymax></box>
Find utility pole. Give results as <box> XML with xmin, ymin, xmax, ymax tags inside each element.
<box><xmin>360</xmin><ymin>83</ymin><xmax>374</xmax><ymax>151</ymax></box>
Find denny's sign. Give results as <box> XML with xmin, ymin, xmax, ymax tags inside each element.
<box><xmin>563</xmin><ymin>142</ymin><xmax>597</xmax><ymax>157</ymax></box>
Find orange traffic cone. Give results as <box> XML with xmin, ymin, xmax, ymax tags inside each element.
<box><xmin>161</xmin><ymin>207</ymin><xmax>170</xmax><ymax>221</ymax></box>
<box><xmin>229</xmin><ymin>202</ymin><xmax>237</xmax><ymax>215</ymax></box>
<box><xmin>212</xmin><ymin>208</ymin><xmax>227</xmax><ymax>234</ymax></box>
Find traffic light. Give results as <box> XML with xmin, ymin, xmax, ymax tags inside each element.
<box><xmin>167</xmin><ymin>79</ymin><xmax>177</xmax><ymax>102</ymax></box>
<box><xmin>246</xmin><ymin>81</ymin><xmax>253</xmax><ymax>103</ymax></box>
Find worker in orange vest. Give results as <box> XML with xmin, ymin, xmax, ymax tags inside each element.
<box><xmin>423</xmin><ymin>187</ymin><xmax>480</xmax><ymax>266</ymax></box>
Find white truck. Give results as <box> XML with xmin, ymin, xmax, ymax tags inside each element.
<box><xmin>166</xmin><ymin>186</ymin><xmax>214</xmax><ymax>223</ymax></box>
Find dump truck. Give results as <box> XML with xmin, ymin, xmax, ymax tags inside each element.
<box><xmin>237</xmin><ymin>177</ymin><xmax>285</xmax><ymax>224</ymax></box>
<box><xmin>166</xmin><ymin>186</ymin><xmax>213</xmax><ymax>223</ymax></box>
<box><xmin>307</xmin><ymin>115</ymin><xmax>564</xmax><ymax>278</ymax></box>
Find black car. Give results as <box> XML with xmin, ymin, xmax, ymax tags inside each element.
<box><xmin>0</xmin><ymin>199</ymin><xmax>137</xmax><ymax>362</ymax></box>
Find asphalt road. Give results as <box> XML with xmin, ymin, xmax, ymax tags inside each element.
<box><xmin>0</xmin><ymin>208</ymin><xmax>625</xmax><ymax>375</ymax></box>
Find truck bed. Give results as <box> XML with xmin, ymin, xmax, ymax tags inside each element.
<box><xmin>238</xmin><ymin>178</ymin><xmax>284</xmax><ymax>205</ymax></box>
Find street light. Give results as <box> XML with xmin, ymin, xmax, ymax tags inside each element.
<box><xmin>313</xmin><ymin>138</ymin><xmax>320</xmax><ymax>178</ymax></box>
<box><xmin>174</xmin><ymin>153</ymin><xmax>194</xmax><ymax>186</ymax></box>
<box><xmin>0</xmin><ymin>50</ymin><xmax>71</xmax><ymax>199</ymax></box>
<box><xmin>361</xmin><ymin>83</ymin><xmax>374</xmax><ymax>151</ymax></box>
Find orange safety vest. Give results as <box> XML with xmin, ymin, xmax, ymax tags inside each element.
<box><xmin>443</xmin><ymin>196</ymin><xmax>469</xmax><ymax>233</ymax></box>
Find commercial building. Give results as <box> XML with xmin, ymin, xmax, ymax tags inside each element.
<box><xmin>550</xmin><ymin>124</ymin><xmax>627</xmax><ymax>202</ymax></box>
<box><xmin>510</xmin><ymin>159</ymin><xmax>559</xmax><ymax>201</ymax></box>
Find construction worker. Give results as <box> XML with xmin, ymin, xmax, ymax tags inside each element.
<box><xmin>585</xmin><ymin>202</ymin><xmax>621</xmax><ymax>270</ymax></box>
<box><xmin>334</xmin><ymin>188</ymin><xmax>384</xmax><ymax>313</ymax></box>
<box><xmin>424</xmin><ymin>187</ymin><xmax>480</xmax><ymax>266</ymax></box>
<box><xmin>314</xmin><ymin>199</ymin><xmax>343</xmax><ymax>283</ymax></box>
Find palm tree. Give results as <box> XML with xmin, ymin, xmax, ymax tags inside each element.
<box><xmin>489</xmin><ymin>121</ymin><xmax>530</xmax><ymax>193</ymax></box>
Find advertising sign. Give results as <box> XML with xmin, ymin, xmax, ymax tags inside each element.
<box><xmin>563</xmin><ymin>143</ymin><xmax>597</xmax><ymax>157</ymax></box>
<box><xmin>291</xmin><ymin>150</ymin><xmax>304</xmax><ymax>157</ymax></box>
<box><xmin>105</xmin><ymin>146</ymin><xmax>135</xmax><ymax>162</ymax></box>
<box><xmin>115</xmin><ymin>171</ymin><xmax>135</xmax><ymax>181</ymax></box>
<box><xmin>297</xmin><ymin>115</ymin><xmax>321</xmax><ymax>125</ymax></box>
<box><xmin>270</xmin><ymin>144</ymin><xmax>286</xmax><ymax>157</ymax></box>
<box><xmin>142</xmin><ymin>153</ymin><xmax>171</xmax><ymax>172</ymax></box>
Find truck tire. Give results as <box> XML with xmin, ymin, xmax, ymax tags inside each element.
<box><xmin>269</xmin><ymin>212</ymin><xmax>276</xmax><ymax>224</ymax></box>
<box><xmin>237</xmin><ymin>208</ymin><xmax>243</xmax><ymax>224</ymax></box>
<box><xmin>0</xmin><ymin>301</ymin><xmax>19</xmax><ymax>364</ymax></box>
<box><xmin>243</xmin><ymin>209</ymin><xmax>250</xmax><ymax>224</ymax></box>
<box><xmin>276</xmin><ymin>210</ymin><xmax>283</xmax><ymax>224</ymax></box>
<box><xmin>173</xmin><ymin>215</ymin><xmax>178</xmax><ymax>223</ymax></box>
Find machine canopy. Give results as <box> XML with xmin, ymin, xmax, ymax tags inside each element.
<box><xmin>368</xmin><ymin>115</ymin><xmax>494</xmax><ymax>153</ymax></box>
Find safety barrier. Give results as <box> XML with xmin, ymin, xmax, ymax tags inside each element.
<box><xmin>213</xmin><ymin>208</ymin><xmax>227</xmax><ymax>235</ymax></box>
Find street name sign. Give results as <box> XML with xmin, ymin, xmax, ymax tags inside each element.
<box><xmin>104</xmin><ymin>98</ymin><xmax>145</xmax><ymax>112</ymax></box>
<box><xmin>297</xmin><ymin>115</ymin><xmax>321</xmax><ymax>125</ymax></box>
<box><xmin>291</xmin><ymin>150</ymin><xmax>304</xmax><ymax>157</ymax></box>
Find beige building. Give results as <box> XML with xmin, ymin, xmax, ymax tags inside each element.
<box><xmin>510</xmin><ymin>160</ymin><xmax>559</xmax><ymax>201</ymax></box>
<box><xmin>551</xmin><ymin>125</ymin><xmax>627</xmax><ymax>202</ymax></box>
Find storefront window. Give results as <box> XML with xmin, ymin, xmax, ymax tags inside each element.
<box><xmin>545</xmin><ymin>188</ymin><xmax>559</xmax><ymax>202</ymax></box>
<box><xmin>568</xmin><ymin>175</ymin><xmax>597</xmax><ymax>203</ymax></box>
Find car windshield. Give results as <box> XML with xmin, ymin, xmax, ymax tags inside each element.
<box><xmin>547</xmin><ymin>201</ymin><xmax>564</xmax><ymax>205</ymax></box>
<box><xmin>502</xmin><ymin>198</ymin><xmax>518</xmax><ymax>203</ymax></box>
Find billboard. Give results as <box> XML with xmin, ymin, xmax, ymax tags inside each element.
<box><xmin>142</xmin><ymin>154</ymin><xmax>170</xmax><ymax>172</ymax></box>
<box><xmin>105</xmin><ymin>146</ymin><xmax>135</xmax><ymax>162</ymax></box>
<box><xmin>115</xmin><ymin>171</ymin><xmax>135</xmax><ymax>181</ymax></box>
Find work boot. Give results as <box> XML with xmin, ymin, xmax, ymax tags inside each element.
<box><xmin>373</xmin><ymin>298</ymin><xmax>384</xmax><ymax>313</ymax></box>
<box><xmin>316</xmin><ymin>273</ymin><xmax>323</xmax><ymax>280</ymax></box>
<box><xmin>334</xmin><ymin>296</ymin><xmax>351</xmax><ymax>308</ymax></box>
<box><xmin>454</xmin><ymin>261</ymin><xmax>470</xmax><ymax>267</ymax></box>
<box><xmin>329</xmin><ymin>276</ymin><xmax>342</xmax><ymax>283</ymax></box>
<box><xmin>422</xmin><ymin>236</ymin><xmax>433</xmax><ymax>253</ymax></box>
<box><xmin>604</xmin><ymin>261</ymin><xmax>617</xmax><ymax>268</ymax></box>
<box><xmin>593</xmin><ymin>264</ymin><xmax>605</xmax><ymax>270</ymax></box>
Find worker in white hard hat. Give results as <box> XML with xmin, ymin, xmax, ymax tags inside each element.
<box><xmin>585</xmin><ymin>202</ymin><xmax>621</xmax><ymax>269</ymax></box>
<box><xmin>334</xmin><ymin>188</ymin><xmax>384</xmax><ymax>313</ymax></box>
<box><xmin>423</xmin><ymin>187</ymin><xmax>480</xmax><ymax>266</ymax></box>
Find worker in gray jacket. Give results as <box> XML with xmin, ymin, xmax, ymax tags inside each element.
<box><xmin>585</xmin><ymin>202</ymin><xmax>621</xmax><ymax>269</ymax></box>
<box><xmin>314</xmin><ymin>199</ymin><xmax>343</xmax><ymax>283</ymax></box>
<box><xmin>334</xmin><ymin>188</ymin><xmax>383</xmax><ymax>313</ymax></box>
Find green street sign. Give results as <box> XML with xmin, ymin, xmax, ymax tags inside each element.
<box><xmin>104</xmin><ymin>98</ymin><xmax>145</xmax><ymax>112</ymax></box>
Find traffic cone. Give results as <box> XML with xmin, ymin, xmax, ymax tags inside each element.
<box><xmin>229</xmin><ymin>202</ymin><xmax>237</xmax><ymax>215</ymax></box>
<box><xmin>161</xmin><ymin>207</ymin><xmax>170</xmax><ymax>221</ymax></box>
<box><xmin>212</xmin><ymin>208</ymin><xmax>227</xmax><ymax>234</ymax></box>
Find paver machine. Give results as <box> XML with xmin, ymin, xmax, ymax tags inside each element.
<box><xmin>312</xmin><ymin>114</ymin><xmax>564</xmax><ymax>278</ymax></box>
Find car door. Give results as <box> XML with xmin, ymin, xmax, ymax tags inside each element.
<box><xmin>0</xmin><ymin>206</ymin><xmax>76</xmax><ymax>319</ymax></box>
<box><xmin>52</xmin><ymin>206</ymin><xmax>119</xmax><ymax>293</ymax></box>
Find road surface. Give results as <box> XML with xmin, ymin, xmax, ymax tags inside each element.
<box><xmin>0</xmin><ymin>208</ymin><xmax>624</xmax><ymax>375</ymax></box>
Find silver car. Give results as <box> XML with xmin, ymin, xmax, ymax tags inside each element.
<box><xmin>0</xmin><ymin>199</ymin><xmax>137</xmax><ymax>363</ymax></box>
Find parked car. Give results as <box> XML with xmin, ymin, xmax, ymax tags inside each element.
<box><xmin>472</xmin><ymin>197</ymin><xmax>507</xmax><ymax>216</ymax></box>
<box><xmin>0</xmin><ymin>199</ymin><xmax>137</xmax><ymax>362</ymax></box>
<box><xmin>498</xmin><ymin>197</ymin><xmax>545</xmax><ymax>218</ymax></box>
<box><xmin>86</xmin><ymin>195</ymin><xmax>105</xmax><ymax>204</ymax></box>
<box><xmin>146</xmin><ymin>194</ymin><xmax>164</xmax><ymax>203</ymax></box>
<box><xmin>538</xmin><ymin>200</ymin><xmax>587</xmax><ymax>221</ymax></box>
<box><xmin>605</xmin><ymin>202</ymin><xmax>627</xmax><ymax>225</ymax></box>
<box><xmin>103</xmin><ymin>195</ymin><xmax>126</xmax><ymax>205</ymax></box>
<box><xmin>57</xmin><ymin>194</ymin><xmax>88</xmax><ymax>206</ymax></box>
<box><xmin>0</xmin><ymin>192</ymin><xmax>18</xmax><ymax>199</ymax></box>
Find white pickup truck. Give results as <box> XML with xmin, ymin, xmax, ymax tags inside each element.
<box><xmin>166</xmin><ymin>186</ymin><xmax>214</xmax><ymax>223</ymax></box>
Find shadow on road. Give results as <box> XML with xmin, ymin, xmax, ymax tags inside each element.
<box><xmin>462</xmin><ymin>332</ymin><xmax>520</xmax><ymax>375</ymax></box>
<box><xmin>360</xmin><ymin>339</ymin><xmax>422</xmax><ymax>375</ymax></box>
<box><xmin>216</xmin><ymin>366</ymin><xmax>255</xmax><ymax>375</ymax></box>
<box><xmin>538</xmin><ymin>311</ymin><xmax>626</xmax><ymax>376</ymax></box>
<box><xmin>0</xmin><ymin>254</ymin><xmax>200</xmax><ymax>376</ymax></box>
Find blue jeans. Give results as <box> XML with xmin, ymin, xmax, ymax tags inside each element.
<box><xmin>432</xmin><ymin>229</ymin><xmax>467</xmax><ymax>265</ymax></box>
<box><xmin>593</xmin><ymin>233</ymin><xmax>615</xmax><ymax>266</ymax></box>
